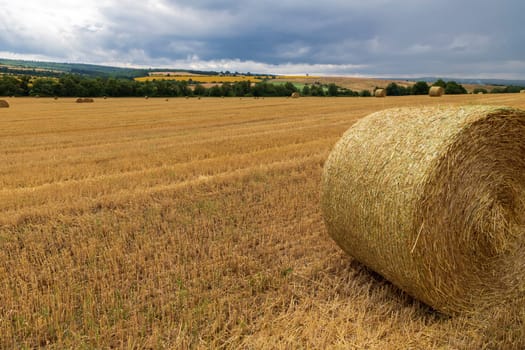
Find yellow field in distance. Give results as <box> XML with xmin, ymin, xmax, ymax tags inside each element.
<box><xmin>135</xmin><ymin>75</ymin><xmax>264</xmax><ymax>83</ymax></box>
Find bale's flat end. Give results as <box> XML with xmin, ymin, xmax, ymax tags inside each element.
<box><xmin>322</xmin><ymin>105</ymin><xmax>525</xmax><ymax>315</ymax></box>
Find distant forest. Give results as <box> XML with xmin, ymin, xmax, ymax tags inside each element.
<box><xmin>1</xmin><ymin>74</ymin><xmax>510</xmax><ymax>98</ymax></box>
<box><xmin>1</xmin><ymin>57</ymin><xmax>524</xmax><ymax>98</ymax></box>
<box><xmin>0</xmin><ymin>74</ymin><xmax>361</xmax><ymax>97</ymax></box>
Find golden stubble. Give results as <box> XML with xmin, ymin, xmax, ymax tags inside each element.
<box><xmin>1</xmin><ymin>95</ymin><xmax>525</xmax><ymax>349</ymax></box>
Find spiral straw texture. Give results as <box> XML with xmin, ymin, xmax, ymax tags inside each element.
<box><xmin>322</xmin><ymin>105</ymin><xmax>525</xmax><ymax>315</ymax></box>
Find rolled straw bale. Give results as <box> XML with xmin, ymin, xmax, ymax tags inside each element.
<box><xmin>374</xmin><ymin>88</ymin><xmax>386</xmax><ymax>97</ymax></box>
<box><xmin>291</xmin><ymin>92</ymin><xmax>300</xmax><ymax>98</ymax></box>
<box><xmin>429</xmin><ymin>86</ymin><xmax>444</xmax><ymax>97</ymax></box>
<box><xmin>76</xmin><ymin>98</ymin><xmax>94</xmax><ymax>103</ymax></box>
<box><xmin>0</xmin><ymin>100</ymin><xmax>9</xmax><ymax>108</ymax></box>
<box><xmin>520</xmin><ymin>90</ymin><xmax>525</xmax><ymax>94</ymax></box>
<box><xmin>322</xmin><ymin>105</ymin><xmax>525</xmax><ymax>315</ymax></box>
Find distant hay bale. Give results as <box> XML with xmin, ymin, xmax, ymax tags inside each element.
<box><xmin>291</xmin><ymin>92</ymin><xmax>300</xmax><ymax>98</ymax></box>
<box><xmin>0</xmin><ymin>100</ymin><xmax>9</xmax><ymax>108</ymax></box>
<box><xmin>145</xmin><ymin>96</ymin><xmax>149</xmax><ymax>99</ymax></box>
<box><xmin>429</xmin><ymin>86</ymin><xmax>444</xmax><ymax>97</ymax></box>
<box><xmin>322</xmin><ymin>105</ymin><xmax>525</xmax><ymax>315</ymax></box>
<box><xmin>374</xmin><ymin>89</ymin><xmax>386</xmax><ymax>97</ymax></box>
<box><xmin>76</xmin><ymin>98</ymin><xmax>94</xmax><ymax>103</ymax></box>
<box><xmin>521</xmin><ymin>90</ymin><xmax>525</xmax><ymax>94</ymax></box>
<box><xmin>478</xmin><ymin>91</ymin><xmax>484</xmax><ymax>95</ymax></box>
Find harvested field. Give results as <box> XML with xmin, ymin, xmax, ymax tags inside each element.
<box><xmin>323</xmin><ymin>105</ymin><xmax>525</xmax><ymax>315</ymax></box>
<box><xmin>1</xmin><ymin>95</ymin><xmax>525</xmax><ymax>348</ymax></box>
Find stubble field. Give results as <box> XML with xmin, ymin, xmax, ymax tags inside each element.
<box><xmin>1</xmin><ymin>94</ymin><xmax>525</xmax><ymax>348</ymax></box>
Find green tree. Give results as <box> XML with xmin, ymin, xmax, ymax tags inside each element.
<box><xmin>79</xmin><ymin>78</ymin><xmax>105</xmax><ymax>97</ymax></box>
<box><xmin>433</xmin><ymin>79</ymin><xmax>447</xmax><ymax>88</ymax></box>
<box><xmin>302</xmin><ymin>85</ymin><xmax>311</xmax><ymax>96</ymax></box>
<box><xmin>19</xmin><ymin>76</ymin><xmax>30</xmax><ymax>95</ymax></box>
<box><xmin>386</xmin><ymin>82</ymin><xmax>410</xmax><ymax>96</ymax></box>
<box><xmin>505</xmin><ymin>85</ymin><xmax>525</xmax><ymax>93</ymax></box>
<box><xmin>411</xmin><ymin>81</ymin><xmax>429</xmax><ymax>95</ymax></box>
<box><xmin>327</xmin><ymin>83</ymin><xmax>338</xmax><ymax>96</ymax></box>
<box><xmin>30</xmin><ymin>78</ymin><xmax>60</xmax><ymax>96</ymax></box>
<box><xmin>490</xmin><ymin>87</ymin><xmax>506</xmax><ymax>94</ymax></box>
<box><xmin>221</xmin><ymin>83</ymin><xmax>234</xmax><ymax>96</ymax></box>
<box><xmin>283</xmin><ymin>82</ymin><xmax>298</xmax><ymax>95</ymax></box>
<box><xmin>193</xmin><ymin>84</ymin><xmax>206</xmax><ymax>96</ymax></box>
<box><xmin>473</xmin><ymin>88</ymin><xmax>488</xmax><ymax>94</ymax></box>
<box><xmin>208</xmin><ymin>85</ymin><xmax>222</xmax><ymax>97</ymax></box>
<box><xmin>59</xmin><ymin>75</ymin><xmax>82</xmax><ymax>96</ymax></box>
<box><xmin>386</xmin><ymin>82</ymin><xmax>401</xmax><ymax>96</ymax></box>
<box><xmin>0</xmin><ymin>76</ymin><xmax>24</xmax><ymax>96</ymax></box>
<box><xmin>233</xmin><ymin>81</ymin><xmax>251</xmax><ymax>96</ymax></box>
<box><xmin>444</xmin><ymin>81</ymin><xmax>467</xmax><ymax>94</ymax></box>
<box><xmin>310</xmin><ymin>84</ymin><xmax>325</xmax><ymax>96</ymax></box>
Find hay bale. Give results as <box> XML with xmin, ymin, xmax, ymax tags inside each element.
<box><xmin>520</xmin><ymin>90</ymin><xmax>525</xmax><ymax>94</ymax></box>
<box><xmin>374</xmin><ymin>89</ymin><xmax>386</xmax><ymax>97</ymax></box>
<box><xmin>0</xmin><ymin>100</ymin><xmax>9</xmax><ymax>108</ymax></box>
<box><xmin>429</xmin><ymin>86</ymin><xmax>444</xmax><ymax>97</ymax></box>
<box><xmin>322</xmin><ymin>105</ymin><xmax>525</xmax><ymax>315</ymax></box>
<box><xmin>76</xmin><ymin>98</ymin><xmax>94</xmax><ymax>103</ymax></box>
<box><xmin>291</xmin><ymin>92</ymin><xmax>300</xmax><ymax>98</ymax></box>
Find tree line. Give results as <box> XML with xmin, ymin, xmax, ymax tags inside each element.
<box><xmin>0</xmin><ymin>75</ymin><xmax>362</xmax><ymax>98</ymax></box>
<box><xmin>1</xmin><ymin>74</ymin><xmax>523</xmax><ymax>98</ymax></box>
<box><xmin>384</xmin><ymin>79</ymin><xmax>468</xmax><ymax>96</ymax></box>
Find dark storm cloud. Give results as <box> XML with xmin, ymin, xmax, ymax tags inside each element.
<box><xmin>1</xmin><ymin>0</ymin><xmax>524</xmax><ymax>77</ymax></box>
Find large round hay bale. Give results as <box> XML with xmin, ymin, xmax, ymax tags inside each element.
<box><xmin>76</xmin><ymin>98</ymin><xmax>94</xmax><ymax>103</ymax></box>
<box><xmin>520</xmin><ymin>90</ymin><xmax>525</xmax><ymax>94</ymax></box>
<box><xmin>374</xmin><ymin>88</ymin><xmax>386</xmax><ymax>97</ymax></box>
<box><xmin>429</xmin><ymin>86</ymin><xmax>444</xmax><ymax>97</ymax></box>
<box><xmin>0</xmin><ymin>100</ymin><xmax>9</xmax><ymax>108</ymax></box>
<box><xmin>291</xmin><ymin>92</ymin><xmax>300</xmax><ymax>98</ymax></box>
<box><xmin>322</xmin><ymin>105</ymin><xmax>525</xmax><ymax>315</ymax></box>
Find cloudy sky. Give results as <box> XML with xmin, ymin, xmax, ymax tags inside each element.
<box><xmin>1</xmin><ymin>0</ymin><xmax>524</xmax><ymax>78</ymax></box>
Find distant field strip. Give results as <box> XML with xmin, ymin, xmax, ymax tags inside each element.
<box><xmin>135</xmin><ymin>75</ymin><xmax>263</xmax><ymax>83</ymax></box>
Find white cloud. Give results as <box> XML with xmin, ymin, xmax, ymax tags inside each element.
<box><xmin>448</xmin><ymin>34</ymin><xmax>492</xmax><ymax>53</ymax></box>
<box><xmin>0</xmin><ymin>0</ymin><xmax>524</xmax><ymax>78</ymax></box>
